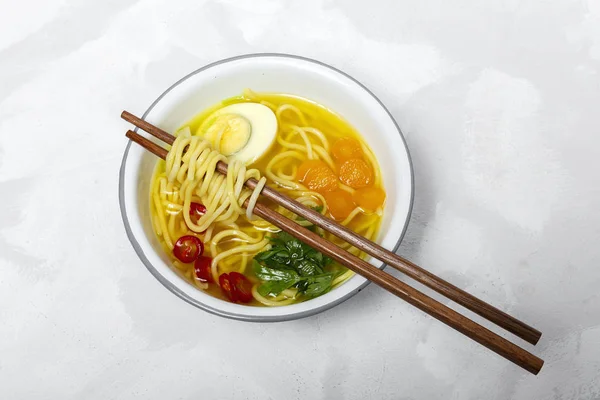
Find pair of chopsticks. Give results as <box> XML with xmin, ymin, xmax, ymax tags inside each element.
<box><xmin>122</xmin><ymin>111</ymin><xmax>544</xmax><ymax>374</ymax></box>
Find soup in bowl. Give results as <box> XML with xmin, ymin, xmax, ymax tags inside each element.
<box><xmin>119</xmin><ymin>54</ymin><xmax>413</xmax><ymax>321</ymax></box>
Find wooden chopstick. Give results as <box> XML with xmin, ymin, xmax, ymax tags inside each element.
<box><xmin>123</xmin><ymin>129</ymin><xmax>544</xmax><ymax>374</ymax></box>
<box><xmin>122</xmin><ymin>111</ymin><xmax>542</xmax><ymax>346</ymax></box>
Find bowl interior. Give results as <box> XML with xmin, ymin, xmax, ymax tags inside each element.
<box><xmin>120</xmin><ymin>54</ymin><xmax>413</xmax><ymax>321</ymax></box>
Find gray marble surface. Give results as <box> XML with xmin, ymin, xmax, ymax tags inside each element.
<box><xmin>1</xmin><ymin>0</ymin><xmax>599</xmax><ymax>399</ymax></box>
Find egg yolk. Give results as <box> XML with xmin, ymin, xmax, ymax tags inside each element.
<box><xmin>203</xmin><ymin>114</ymin><xmax>251</xmax><ymax>156</ymax></box>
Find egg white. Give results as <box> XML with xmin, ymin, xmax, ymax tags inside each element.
<box><xmin>197</xmin><ymin>102</ymin><xmax>278</xmax><ymax>165</ymax></box>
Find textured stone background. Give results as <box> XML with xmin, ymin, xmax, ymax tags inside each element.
<box><xmin>1</xmin><ymin>0</ymin><xmax>599</xmax><ymax>398</ymax></box>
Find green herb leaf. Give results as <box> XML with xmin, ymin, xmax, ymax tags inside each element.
<box><xmin>304</xmin><ymin>274</ymin><xmax>334</xmax><ymax>297</ymax></box>
<box><xmin>300</xmin><ymin>241</ymin><xmax>316</xmax><ymax>255</ymax></box>
<box><xmin>253</xmin><ymin>260</ymin><xmax>300</xmax><ymax>283</ymax></box>
<box><xmin>296</xmin><ymin>259</ymin><xmax>323</xmax><ymax>277</ymax></box>
<box><xmin>272</xmin><ymin>250</ymin><xmax>293</xmax><ymax>265</ymax></box>
<box><xmin>258</xmin><ymin>280</ymin><xmax>296</xmax><ymax>297</ymax></box>
<box><xmin>306</xmin><ymin>250</ymin><xmax>323</xmax><ymax>264</ymax></box>
<box><xmin>253</xmin><ymin>230</ymin><xmax>336</xmax><ymax>299</ymax></box>
<box><xmin>254</xmin><ymin>250</ymin><xmax>277</xmax><ymax>261</ymax></box>
<box><xmin>285</xmin><ymin>240</ymin><xmax>304</xmax><ymax>261</ymax></box>
<box><xmin>269</xmin><ymin>231</ymin><xmax>298</xmax><ymax>246</ymax></box>
<box><xmin>295</xmin><ymin>280</ymin><xmax>309</xmax><ymax>292</ymax></box>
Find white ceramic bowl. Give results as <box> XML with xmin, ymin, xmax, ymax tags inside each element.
<box><xmin>119</xmin><ymin>54</ymin><xmax>413</xmax><ymax>321</ymax></box>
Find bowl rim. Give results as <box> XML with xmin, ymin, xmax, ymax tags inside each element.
<box><xmin>119</xmin><ymin>52</ymin><xmax>414</xmax><ymax>322</ymax></box>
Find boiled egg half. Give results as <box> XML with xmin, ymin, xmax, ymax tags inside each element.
<box><xmin>196</xmin><ymin>102</ymin><xmax>278</xmax><ymax>165</ymax></box>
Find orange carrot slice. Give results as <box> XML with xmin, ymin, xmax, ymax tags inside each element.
<box><xmin>297</xmin><ymin>159</ymin><xmax>338</xmax><ymax>193</ymax></box>
<box><xmin>352</xmin><ymin>187</ymin><xmax>386</xmax><ymax>212</ymax></box>
<box><xmin>332</xmin><ymin>137</ymin><xmax>363</xmax><ymax>162</ymax></box>
<box><xmin>323</xmin><ymin>189</ymin><xmax>355</xmax><ymax>220</ymax></box>
<box><xmin>338</xmin><ymin>158</ymin><xmax>373</xmax><ymax>189</ymax></box>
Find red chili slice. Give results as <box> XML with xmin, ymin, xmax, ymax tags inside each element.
<box><xmin>229</xmin><ymin>272</ymin><xmax>253</xmax><ymax>303</ymax></box>
<box><xmin>189</xmin><ymin>202</ymin><xmax>207</xmax><ymax>224</ymax></box>
<box><xmin>219</xmin><ymin>273</ymin><xmax>236</xmax><ymax>302</ymax></box>
<box><xmin>173</xmin><ymin>235</ymin><xmax>204</xmax><ymax>263</ymax></box>
<box><xmin>194</xmin><ymin>256</ymin><xmax>213</xmax><ymax>283</ymax></box>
